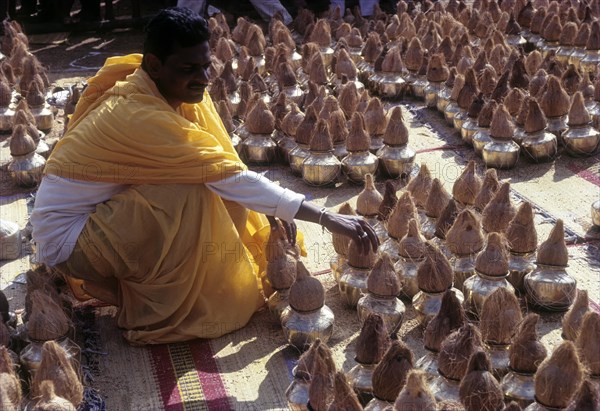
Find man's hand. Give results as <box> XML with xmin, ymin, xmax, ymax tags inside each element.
<box><xmin>321</xmin><ymin>212</ymin><xmax>379</xmax><ymax>255</ymax></box>
<box><xmin>266</xmin><ymin>216</ymin><xmax>297</xmax><ymax>246</ymax></box>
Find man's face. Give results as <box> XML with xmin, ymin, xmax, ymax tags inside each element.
<box><xmin>145</xmin><ymin>41</ymin><xmax>212</xmax><ymax>109</ymax></box>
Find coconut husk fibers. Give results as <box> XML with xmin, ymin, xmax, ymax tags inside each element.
<box><xmin>346</xmin><ymin>111</ymin><xmax>370</xmax><ymax>152</ymax></box>
<box><xmin>540</xmin><ymin>76</ymin><xmax>570</xmax><ymax>118</ymax></box>
<box><xmin>505</xmin><ymin>88</ymin><xmax>526</xmax><ymax>117</ymax></box>
<box><xmin>524</xmin><ymin>98</ymin><xmax>548</xmax><ymax>133</ymax></box>
<box><xmin>309</xmin><ymin>52</ymin><xmax>329</xmax><ymax>86</ymax></box>
<box><xmin>474</xmin><ymin>169</ymin><xmax>500</xmax><ymax>212</ymax></box>
<box><xmin>339</xmin><ymin>81</ymin><xmax>359</xmax><ymax>120</ymax></box>
<box><xmin>265</xmin><ymin>234</ymin><xmax>297</xmax><ymax>290</ymax></box>
<box><xmin>328</xmin><ymin>111</ymin><xmax>348</xmax><ymax>144</ymax></box>
<box><xmin>502</xmin><ymin>401</ymin><xmax>524</xmax><ymax>411</ymax></box>
<box><xmin>31</xmin><ymin>340</ymin><xmax>83</xmax><ymax>406</ymax></box>
<box><xmin>453</xmin><ymin>161</ymin><xmax>482</xmax><ymax>206</ymax></box>
<box><xmin>459</xmin><ymin>350</ymin><xmax>504</xmax><ymax>411</ymax></box>
<box><xmin>309</xmin><ymin>119</ymin><xmax>333</xmax><ymax>152</ymax></box>
<box><xmin>535</xmin><ymin>341</ymin><xmax>584</xmax><ymax>408</ymax></box>
<box><xmin>505</xmin><ymin>201</ymin><xmax>537</xmax><ymax>253</ymax></box>
<box><xmin>295</xmin><ymin>339</ymin><xmax>321</xmax><ymax>380</ymax></box>
<box><xmin>27</xmin><ymin>290</ymin><xmax>70</xmax><ymax>341</ymax></box>
<box><xmin>482</xmin><ymin>182</ymin><xmax>516</xmax><ymax>233</ymax></box>
<box><xmin>367</xmin><ymin>252</ymin><xmax>401</xmax><ymax>297</ymax></box>
<box><xmin>425</xmin><ymin>178</ymin><xmax>451</xmax><ymax>219</ymax></box>
<box><xmin>568</xmin><ymin>91</ymin><xmax>591</xmax><ymax>126</ymax></box>
<box><xmin>309</xmin><ymin>19</ymin><xmax>332</xmax><ymax>48</ymax></box>
<box><xmin>32</xmin><ymin>380</ymin><xmax>77</xmax><ymax>411</ymax></box>
<box><xmin>308</xmin><ymin>355</ymin><xmax>334</xmax><ymax>410</ymax></box>
<box><xmin>289</xmin><ymin>262</ymin><xmax>325</xmax><ymax>312</ymax></box>
<box><xmin>295</xmin><ymin>105</ymin><xmax>317</xmax><ymax>145</ymax></box>
<box><xmin>405</xmin><ymin>37</ymin><xmax>424</xmax><ymax>72</ymax></box>
<box><xmin>10</xmin><ymin>123</ymin><xmax>36</xmax><ymax>156</ymax></box>
<box><xmin>356</xmin><ymin>174</ymin><xmax>382</xmax><ymax>216</ymax></box>
<box><xmin>480</xmin><ymin>287</ymin><xmax>522</xmax><ymax>345</ymax></box>
<box><xmin>378</xmin><ymin>181</ymin><xmax>398</xmax><ymax>221</ymax></box>
<box><xmin>509</xmin><ymin>313</ymin><xmax>547</xmax><ymax>373</ymax></box>
<box><xmin>537</xmin><ymin>219</ymin><xmax>568</xmax><ymax>266</ymax></box>
<box><xmin>562</xmin><ymin>65</ymin><xmax>582</xmax><ymax>96</ymax></box>
<box><xmin>514</xmin><ymin>96</ymin><xmax>530</xmax><ymax>127</ymax></box>
<box><xmin>328</xmin><ymin>371</ymin><xmax>362</xmax><ymax>411</ymax></box>
<box><xmin>394</xmin><ymin>369</ymin><xmax>437</xmax><ymax>411</ymax></box>
<box><xmin>417</xmin><ymin>242</ymin><xmax>454</xmax><ymax>293</ymax></box>
<box><xmin>576</xmin><ymin>311</ymin><xmax>600</xmax><ymax>376</ymax></box>
<box><xmin>405</xmin><ymin>164</ymin><xmax>432</xmax><ymax>208</ymax></box>
<box><xmin>332</xmin><ymin>202</ymin><xmax>356</xmax><ymax>256</ymax></box>
<box><xmin>574</xmin><ymin>23</ymin><xmax>591</xmax><ymax>48</ymax></box>
<box><xmin>438</xmin><ymin>323</ymin><xmax>484</xmax><ymax>381</ymax></box>
<box><xmin>566</xmin><ymin>379</ymin><xmax>600</xmax><ymax>411</ymax></box>
<box><xmin>0</xmin><ymin>77</ymin><xmax>11</xmax><ymax>107</ymax></box>
<box><xmin>426</xmin><ymin>53</ymin><xmax>449</xmax><ymax>83</ymax></box>
<box><xmin>271</xmin><ymin>93</ymin><xmax>289</xmax><ymax>129</ymax></box>
<box><xmin>477</xmin><ymin>99</ymin><xmax>497</xmax><ymax>128</ymax></box>
<box><xmin>542</xmin><ymin>14</ymin><xmax>562</xmax><ymax>43</ymax></box>
<box><xmin>355</xmin><ymin>313</ymin><xmax>389</xmax><ymax>365</ymax></box>
<box><xmin>489</xmin><ymin>104</ymin><xmax>516</xmax><ymax>140</ymax></box>
<box><xmin>0</xmin><ymin>372</ymin><xmax>21</xmax><ymax>411</ymax></box>
<box><xmin>362</xmin><ymin>32</ymin><xmax>383</xmax><ymax>64</ymax></box>
<box><xmin>424</xmin><ymin>289</ymin><xmax>465</xmax><ymax>352</ymax></box>
<box><xmin>446</xmin><ymin>209</ymin><xmax>484</xmax><ymax>256</ymax></box>
<box><xmin>281</xmin><ymin>103</ymin><xmax>304</xmax><ymax>137</ymax></box>
<box><xmin>364</xmin><ymin>97</ymin><xmax>387</xmax><ymax>136</ymax></box>
<box><xmin>217</xmin><ymin>100</ymin><xmax>235</xmax><ymax>134</ymax></box>
<box><xmin>398</xmin><ymin>219</ymin><xmax>426</xmax><ymax>259</ymax></box>
<box><xmin>382</xmin><ymin>46</ymin><xmax>405</xmax><ymax>73</ymax></box>
<box><xmin>387</xmin><ymin>191</ymin><xmax>418</xmax><ymax>240</ymax></box>
<box><xmin>335</xmin><ymin>48</ymin><xmax>357</xmax><ymax>80</ymax></box>
<box><xmin>348</xmin><ymin>237</ymin><xmax>377</xmax><ymax>269</ymax></box>
<box><xmin>457</xmin><ymin>69</ymin><xmax>479</xmax><ymax>110</ymax></box>
<box><xmin>435</xmin><ymin>198</ymin><xmax>459</xmax><ymax>239</ymax></box>
<box><xmin>246</xmin><ymin>99</ymin><xmax>275</xmax><ymax>135</ymax></box>
<box><xmin>525</xmin><ymin>50</ymin><xmax>543</xmax><ymax>77</ymax></box>
<box><xmin>382</xmin><ymin>106</ymin><xmax>409</xmax><ymax>146</ymax></box>
<box><xmin>467</xmin><ymin>92</ymin><xmax>484</xmax><ymax>118</ymax></box>
<box><xmin>562</xmin><ymin>290</ymin><xmax>590</xmax><ymax>341</ymax></box>
<box><xmin>475</xmin><ymin>232</ymin><xmax>510</xmax><ymax>276</ymax></box>
<box><xmin>372</xmin><ymin>340</ymin><xmax>414</xmax><ymax>402</ymax></box>
<box><xmin>586</xmin><ymin>20</ymin><xmax>600</xmax><ymax>50</ymax></box>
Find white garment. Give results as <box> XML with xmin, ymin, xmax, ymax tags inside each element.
<box><xmin>31</xmin><ymin>171</ymin><xmax>304</xmax><ymax>266</ymax></box>
<box><xmin>176</xmin><ymin>0</ymin><xmax>292</xmax><ymax>24</ymax></box>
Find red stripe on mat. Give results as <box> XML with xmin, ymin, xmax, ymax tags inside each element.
<box><xmin>566</xmin><ymin>162</ymin><xmax>600</xmax><ymax>187</ymax></box>
<box><xmin>416</xmin><ymin>144</ymin><xmax>465</xmax><ymax>154</ymax></box>
<box><xmin>189</xmin><ymin>339</ymin><xmax>230</xmax><ymax>410</ymax></box>
<box><xmin>150</xmin><ymin>344</ymin><xmax>184</xmax><ymax>411</ymax></box>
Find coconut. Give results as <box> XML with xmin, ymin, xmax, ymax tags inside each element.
<box><xmin>557</xmin><ymin>22</ymin><xmax>577</xmax><ymax>48</ymax></box>
<box><xmin>425</xmin><ymin>178</ymin><xmax>452</xmax><ymax>219</ymax></box>
<box><xmin>535</xmin><ymin>341</ymin><xmax>584</xmax><ymax>408</ymax></box>
<box><xmin>210</xmin><ymin>77</ymin><xmax>228</xmax><ymax>105</ymax></box>
<box><xmin>27</xmin><ymin>290</ymin><xmax>70</xmax><ymax>341</ymax></box>
<box><xmin>509</xmin><ymin>313</ymin><xmax>547</xmax><ymax>373</ymax></box>
<box><xmin>405</xmin><ymin>38</ymin><xmax>424</xmax><ymax>72</ymax></box>
<box><xmin>355</xmin><ymin>313</ymin><xmax>389</xmax><ymax>365</ymax></box>
<box><xmin>576</xmin><ymin>311</ymin><xmax>600</xmax><ymax>375</ymax></box>
<box><xmin>0</xmin><ymin>77</ymin><xmax>11</xmax><ymax>107</ymax></box>
<box><xmin>566</xmin><ymin>379</ymin><xmax>600</xmax><ymax>411</ymax></box>
<box><xmin>435</xmin><ymin>198</ymin><xmax>459</xmax><ymax>239</ymax></box>
<box><xmin>31</xmin><ymin>341</ymin><xmax>83</xmax><ymax>406</ymax></box>
<box><xmin>561</xmin><ymin>65</ymin><xmax>582</xmax><ymax>96</ymax></box>
<box><xmin>524</xmin><ymin>98</ymin><xmax>548</xmax><ymax>133</ymax></box>
<box><xmin>480</xmin><ymin>287</ymin><xmax>523</xmax><ymax>345</ymax></box>
<box><xmin>568</xmin><ymin>91</ymin><xmax>591</xmax><ymax>127</ymax></box>
<box><xmin>356</xmin><ymin>90</ymin><xmax>370</xmax><ymax>114</ymax></box>
<box><xmin>216</xmin><ymin>100</ymin><xmax>235</xmax><ymax>134</ymax></box>
<box><xmin>215</xmin><ymin>37</ymin><xmax>234</xmax><ymax>64</ymax></box>
<box><xmin>301</xmin><ymin>42</ymin><xmax>320</xmax><ymax>73</ymax></box>
<box><xmin>453</xmin><ymin>161</ymin><xmax>482</xmax><ymax>206</ymax></box>
<box><xmin>380</xmin><ymin>46</ymin><xmax>402</xmax><ymax>73</ymax></box>
<box><xmin>356</xmin><ymin>174</ymin><xmax>382</xmax><ymax>217</ymax></box>
<box><xmin>296</xmin><ymin>339</ymin><xmax>321</xmax><ymax>380</ymax></box>
<box><xmin>364</xmin><ymin>97</ymin><xmax>387</xmax><ymax>136</ymax></box>
<box><xmin>245</xmin><ymin>26</ymin><xmax>265</xmax><ymax>57</ymax></box>
<box><xmin>331</xmin><ymin>202</ymin><xmax>357</xmax><ymax>256</ymax></box>
<box><xmin>271</xmin><ymin>93</ymin><xmax>289</xmax><ymax>129</ymax></box>
<box><xmin>574</xmin><ymin>22</ymin><xmax>591</xmax><ymax>48</ymax></box>
<box><xmin>328</xmin><ymin>371</ymin><xmax>362</xmax><ymax>411</ymax></box>
<box><xmin>308</xmin><ymin>355</ymin><xmax>334</xmax><ymax>410</ymax></box>
<box><xmin>335</xmin><ymin>48</ymin><xmax>357</xmax><ymax>80</ymax></box>
<box><xmin>338</xmin><ymin>81</ymin><xmax>359</xmax><ymax>120</ymax></box>
<box><xmin>272</xmin><ymin>26</ymin><xmax>295</xmax><ymax>52</ymax></box>
<box><xmin>377</xmin><ymin>181</ymin><xmax>398</xmax><ymax>222</ymax></box>
<box><xmin>467</xmin><ymin>92</ymin><xmax>485</xmax><ymax>119</ymax></box>
<box><xmin>505</xmin><ymin>202</ymin><xmax>537</xmax><ymax>254</ymax></box>
<box><xmin>525</xmin><ymin>51</ymin><xmax>543</xmax><ymax>77</ymax></box>
<box><xmin>394</xmin><ymin>370</ymin><xmax>437</xmax><ymax>411</ymax></box>
<box><xmin>382</xmin><ymin>106</ymin><xmax>408</xmax><ymax>146</ymax></box>
<box><xmin>424</xmin><ymin>289</ymin><xmax>465</xmax><ymax>352</ymax></box>
<box><xmin>295</xmin><ymin>105</ymin><xmax>317</xmax><ymax>145</ymax></box>
<box><xmin>235</xmin><ymin>82</ymin><xmax>251</xmax><ymax>120</ymax></box>
<box><xmin>232</xmin><ymin>17</ymin><xmax>250</xmax><ymax>44</ymax></box>
<box><xmin>398</xmin><ymin>219</ymin><xmax>426</xmax><ymax>260</ymax></box>
<box><xmin>459</xmin><ymin>350</ymin><xmax>504</xmax><ymax>411</ymax></box>
<box><xmin>457</xmin><ymin>69</ymin><xmax>479</xmax><ymax>110</ymax></box>
<box><xmin>475</xmin><ymin>232</ymin><xmax>510</xmax><ymax>277</ymax></box>
<box><xmin>505</xmin><ymin>88</ymin><xmax>526</xmax><ymax>117</ymax></box>
<box><xmin>328</xmin><ymin>111</ymin><xmax>348</xmax><ymax>144</ymax></box>
<box><xmin>372</xmin><ymin>340</ymin><xmax>414</xmax><ymax>402</ymax></box>
<box><xmin>219</xmin><ymin>61</ymin><xmax>237</xmax><ymax>95</ymax></box>
<box><xmin>580</xmin><ymin>72</ymin><xmax>594</xmax><ymax>102</ymax></box>
<box><xmin>0</xmin><ymin>371</ymin><xmax>21</xmax><ymax>411</ymax></box>
<box><xmin>540</xmin><ymin>76</ymin><xmax>570</xmax><ymax>118</ymax></box>
<box><xmin>9</xmin><ymin>123</ymin><xmax>36</xmax><ymax>157</ymax></box>
<box><xmin>438</xmin><ymin>323</ymin><xmax>484</xmax><ymax>381</ymax></box>
<box><xmin>387</xmin><ymin>191</ymin><xmax>419</xmax><ymax>240</ymax></box>
<box><xmin>309</xmin><ymin>119</ymin><xmax>333</xmax><ymax>152</ymax></box>
<box><xmin>482</xmin><ymin>182</ymin><xmax>516</xmax><ymax>233</ymax></box>
<box><xmin>586</xmin><ymin>20</ymin><xmax>600</xmax><ymax>50</ymax></box>
<box><xmin>424</xmin><ymin>53</ymin><xmax>448</xmax><ymax>83</ymax></box>
<box><xmin>474</xmin><ymin>169</ymin><xmax>500</xmax><ymax>212</ymax></box>
<box><xmin>542</xmin><ymin>14</ymin><xmax>562</xmax><ymax>42</ymax></box>
<box><xmin>345</xmin><ymin>112</ymin><xmax>370</xmax><ymax>152</ymax></box>
<box><xmin>276</xmin><ymin>62</ymin><xmax>297</xmax><ymax>90</ymax></box>
<box><xmin>537</xmin><ymin>219</ymin><xmax>568</xmax><ymax>266</ymax></box>
<box><xmin>561</xmin><ymin>290</ymin><xmax>590</xmax><ymax>341</ymax></box>
<box><xmin>367</xmin><ymin>252</ymin><xmax>402</xmax><ymax>297</ymax></box>
<box><xmin>309</xmin><ymin>53</ymin><xmax>329</xmax><ymax>86</ymax></box>
<box><xmin>31</xmin><ymin>380</ymin><xmax>77</xmax><ymax>411</ymax></box>
<box><xmin>490</xmin><ymin>69</ymin><xmax>510</xmax><ymax>103</ymax></box>
<box><xmin>406</xmin><ymin>164</ymin><xmax>432</xmax><ymax>208</ymax></box>
<box><xmin>348</xmin><ymin>237</ymin><xmax>377</xmax><ymax>269</ymax></box>
<box><xmin>309</xmin><ymin>19</ymin><xmax>332</xmax><ymax>48</ymax></box>
<box><xmin>489</xmin><ymin>104</ymin><xmax>516</xmax><ymax>140</ymax></box>
<box><xmin>289</xmin><ymin>262</ymin><xmax>325</xmax><ymax>312</ymax></box>
<box><xmin>246</xmin><ymin>99</ymin><xmax>275</xmax><ymax>135</ymax></box>
<box><xmin>362</xmin><ymin>32</ymin><xmax>383</xmax><ymax>64</ymax></box>
<box><xmin>446</xmin><ymin>209</ymin><xmax>484</xmax><ymax>256</ymax></box>
<box><xmin>249</xmin><ymin>70</ymin><xmax>268</xmax><ymax>94</ymax></box>
<box><xmin>514</xmin><ymin>96</ymin><xmax>530</xmax><ymax>128</ymax></box>
<box><xmin>266</xmin><ymin>236</ymin><xmax>297</xmax><ymax>291</ymax></box>
<box><xmin>417</xmin><ymin>242</ymin><xmax>454</xmax><ymax>293</ymax></box>
<box><xmin>281</xmin><ymin>103</ymin><xmax>304</xmax><ymax>137</ymax></box>
<box><xmin>478</xmin><ymin>99</ymin><xmax>498</xmax><ymax>128</ymax></box>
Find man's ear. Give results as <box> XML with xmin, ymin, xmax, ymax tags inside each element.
<box><xmin>143</xmin><ymin>54</ymin><xmax>162</xmax><ymax>79</ymax></box>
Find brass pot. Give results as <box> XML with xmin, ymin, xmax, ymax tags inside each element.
<box><xmin>286</xmin><ymin>376</ymin><xmax>310</xmax><ymax>411</ymax></box>
<box><xmin>268</xmin><ymin>288</ymin><xmax>290</xmax><ymax>323</ymax></box>
<box><xmin>461</xmin><ymin>117</ymin><xmax>479</xmax><ymax>146</ymax></box>
<box><xmin>379</xmin><ymin>236</ymin><xmax>401</xmax><ymax>263</ymax></box>
<box><xmin>372</xmin><ymin>220</ymin><xmax>390</xmax><ymax>243</ymax></box>
<box><xmin>420</xmin><ymin>216</ymin><xmax>436</xmax><ymax>240</ymax></box>
<box><xmin>524</xmin><ymin>263</ymin><xmax>577</xmax><ymax>311</ymax></box>
<box><xmin>357</xmin><ymin>293</ymin><xmax>405</xmax><ymax>332</ymax></box>
<box><xmin>463</xmin><ymin>271</ymin><xmax>516</xmax><ymax>317</ymax></box>
<box><xmin>302</xmin><ymin>151</ymin><xmax>341</xmax><ymax>186</ymax></box>
<box><xmin>482</xmin><ymin>139</ymin><xmax>520</xmax><ymax>169</ymax></box>
<box><xmin>507</xmin><ymin>34</ymin><xmax>527</xmax><ymax>48</ymax></box>
<box><xmin>523</xmin><ymin>400</ymin><xmax>565</xmax><ymax>411</ymax></box>
<box><xmin>436</xmin><ymin>86</ymin><xmax>452</xmax><ymax>113</ymax></box>
<box><xmin>562</xmin><ymin>124</ymin><xmax>600</xmax><ymax>157</ymax></box>
<box><xmin>528</xmin><ymin>33</ymin><xmax>542</xmax><ymax>48</ymax></box>
<box><xmin>277</xmin><ymin>135</ymin><xmax>298</xmax><ymax>164</ymax></box>
<box><xmin>450</xmin><ymin>254</ymin><xmax>477</xmax><ymax>291</ymax></box>
<box><xmin>521</xmin><ymin>130</ymin><xmax>558</xmax><ymax>163</ymax></box>
<box><xmin>370</xmin><ymin>72</ymin><xmax>407</xmax><ymax>99</ymax></box>
<box><xmin>0</xmin><ymin>219</ymin><xmax>22</xmax><ymax>260</ymax></box>
<box><xmin>376</xmin><ymin>144</ymin><xmax>416</xmax><ymax>179</ymax></box>
<box><xmin>472</xmin><ymin>127</ymin><xmax>492</xmax><ymax>157</ymax></box>
<box><xmin>412</xmin><ymin>287</ymin><xmax>465</xmax><ymax>327</ymax></box>
<box><xmin>411</xmin><ymin>77</ymin><xmax>428</xmax><ymax>100</ymax></box>
<box><xmin>347</xmin><ymin>47</ymin><xmax>363</xmax><ymax>63</ymax></box>
<box><xmin>320</xmin><ymin>46</ymin><xmax>335</xmax><ymax>67</ymax></box>
<box><xmin>289</xmin><ymin>143</ymin><xmax>310</xmax><ymax>175</ymax></box>
<box><xmin>394</xmin><ymin>255</ymin><xmax>424</xmax><ymax>301</ymax></box>
<box><xmin>8</xmin><ymin>152</ymin><xmax>45</xmax><ymax>187</ymax></box>
<box><xmin>580</xmin><ymin>50</ymin><xmax>600</xmax><ymax>74</ymax></box>
<box><xmin>0</xmin><ymin>105</ymin><xmax>15</xmax><ymax>132</ymax></box>
<box><xmin>280</xmin><ymin>85</ymin><xmax>305</xmax><ymax>106</ymax></box>
<box><xmin>431</xmin><ymin>236</ymin><xmax>453</xmax><ymax>260</ymax></box>
<box><xmin>339</xmin><ymin>263</ymin><xmax>369</xmax><ymax>307</ymax></box>
<box><xmin>425</xmin><ymin>81</ymin><xmax>444</xmax><ymax>108</ymax></box>
<box><xmin>347</xmin><ymin>361</ymin><xmax>376</xmax><ymax>404</ymax></box>
<box><xmin>252</xmin><ymin>55</ymin><xmax>267</xmax><ymax>75</ymax></box>
<box><xmin>486</xmin><ymin>343</ymin><xmax>511</xmax><ymax>379</ymax></box>
<box><xmin>228</xmin><ymin>91</ymin><xmax>241</xmax><ymax>114</ymax></box>
<box><xmin>555</xmin><ymin>46</ymin><xmax>575</xmax><ymax>65</ymax></box>
<box><xmin>508</xmin><ymin>251</ymin><xmax>536</xmax><ymax>294</ymax></box>
<box><xmin>333</xmin><ymin>142</ymin><xmax>348</xmax><ymax>161</ymax></box>
<box><xmin>341</xmin><ymin>150</ymin><xmax>379</xmax><ymax>184</ymax></box>
<box><xmin>430</xmin><ymin>373</ymin><xmax>461</xmax><ymax>403</ymax></box>
<box><xmin>569</xmin><ymin>47</ymin><xmax>587</xmax><ymax>69</ymax></box>
<box><xmin>290</xmin><ymin>51</ymin><xmax>303</xmax><ymax>71</ymax></box>
<box><xmin>444</xmin><ymin>101</ymin><xmax>461</xmax><ymax>126</ymax></box>
<box><xmin>240</xmin><ymin>132</ymin><xmax>278</xmax><ymax>164</ymax></box>
<box><xmin>452</xmin><ymin>109</ymin><xmax>469</xmax><ymax>131</ymax></box>
<box><xmin>31</xmin><ymin>104</ymin><xmax>53</xmax><ymax>132</ymax></box>
<box><xmin>20</xmin><ymin>336</ymin><xmax>81</xmax><ymax>379</ymax></box>
<box><xmin>330</xmin><ymin>254</ymin><xmax>346</xmax><ymax>283</ymax></box>
<box><xmin>369</xmin><ymin>135</ymin><xmax>384</xmax><ymax>155</ymax></box>
<box><xmin>415</xmin><ymin>350</ymin><xmax>439</xmax><ymax>380</ymax></box>
<box><xmin>501</xmin><ymin>369</ymin><xmax>536</xmax><ymax>408</ymax></box>
<box><xmin>593</xmin><ymin>200</ymin><xmax>600</xmax><ymax>227</ymax></box>
<box><xmin>364</xmin><ymin>397</ymin><xmax>393</xmax><ymax>411</ymax></box>
<box><xmin>537</xmin><ymin>39</ymin><xmax>557</xmax><ymax>56</ymax></box>
<box><xmin>280</xmin><ymin>305</ymin><xmax>335</xmax><ymax>350</ymax></box>
<box><xmin>332</xmin><ymin>78</ymin><xmax>365</xmax><ymax>96</ymax></box>
<box><xmin>357</xmin><ymin>60</ymin><xmax>375</xmax><ymax>86</ymax></box>
<box><xmin>546</xmin><ymin>115</ymin><xmax>568</xmax><ymax>142</ymax></box>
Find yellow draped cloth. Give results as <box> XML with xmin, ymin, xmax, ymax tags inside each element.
<box><xmin>47</xmin><ymin>54</ymin><xmax>282</xmax><ymax>344</ymax></box>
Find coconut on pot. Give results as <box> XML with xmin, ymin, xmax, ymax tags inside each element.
<box><xmin>452</xmin><ymin>161</ymin><xmax>482</xmax><ymax>207</ymax></box>
<box><xmin>481</xmin><ymin>182</ymin><xmax>516</xmax><ymax>233</ymax></box>
<box><xmin>394</xmin><ymin>370</ymin><xmax>437</xmax><ymax>411</ymax></box>
<box><xmin>405</xmin><ymin>164</ymin><xmax>432</xmax><ymax>209</ymax></box>
<box><xmin>474</xmin><ymin>169</ymin><xmax>500</xmax><ymax>212</ymax></box>
<box><xmin>370</xmin><ymin>340</ymin><xmax>414</xmax><ymax>404</ymax></box>
<box><xmin>562</xmin><ymin>290</ymin><xmax>590</xmax><ymax>341</ymax></box>
<box><xmin>575</xmin><ymin>311</ymin><xmax>600</xmax><ymax>377</ymax></box>
<box><xmin>459</xmin><ymin>350</ymin><xmax>504</xmax><ymax>411</ymax></box>
<box><xmin>437</xmin><ymin>323</ymin><xmax>484</xmax><ymax>382</ymax></box>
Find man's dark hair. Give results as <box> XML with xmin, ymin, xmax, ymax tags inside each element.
<box><xmin>143</xmin><ymin>7</ymin><xmax>210</xmax><ymax>63</ymax></box>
